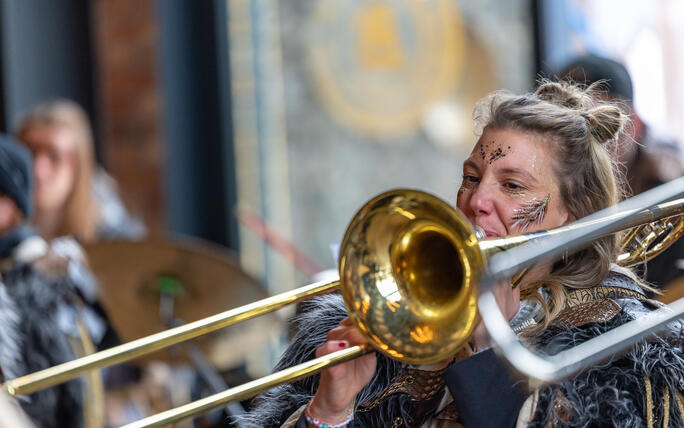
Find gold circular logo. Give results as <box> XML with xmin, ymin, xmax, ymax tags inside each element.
<box><xmin>308</xmin><ymin>0</ymin><xmax>465</xmax><ymax>140</ymax></box>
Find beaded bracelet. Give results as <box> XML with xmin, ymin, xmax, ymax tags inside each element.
<box><xmin>304</xmin><ymin>402</ymin><xmax>354</xmax><ymax>428</ymax></box>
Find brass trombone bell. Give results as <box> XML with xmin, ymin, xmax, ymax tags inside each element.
<box><xmin>338</xmin><ymin>190</ymin><xmax>484</xmax><ymax>364</ymax></box>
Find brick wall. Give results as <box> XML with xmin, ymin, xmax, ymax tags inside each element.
<box><xmin>92</xmin><ymin>0</ymin><xmax>165</xmax><ymax>234</ymax></box>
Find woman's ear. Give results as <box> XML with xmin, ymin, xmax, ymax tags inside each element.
<box><xmin>562</xmin><ymin>210</ymin><xmax>576</xmax><ymax>225</ymax></box>
<box><xmin>558</xmin><ymin>201</ymin><xmax>575</xmax><ymax>226</ymax></box>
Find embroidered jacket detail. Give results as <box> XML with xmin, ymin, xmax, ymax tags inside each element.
<box><xmin>555</xmin><ymin>299</ymin><xmax>621</xmax><ymax>327</ymax></box>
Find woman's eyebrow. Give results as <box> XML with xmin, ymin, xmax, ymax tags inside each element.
<box><xmin>463</xmin><ymin>159</ymin><xmax>480</xmax><ymax>171</ymax></box>
<box><xmin>497</xmin><ymin>167</ymin><xmax>539</xmax><ymax>184</ymax></box>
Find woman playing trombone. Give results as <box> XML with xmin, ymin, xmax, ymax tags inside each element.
<box><xmin>243</xmin><ymin>81</ymin><xmax>684</xmax><ymax>427</ymax></box>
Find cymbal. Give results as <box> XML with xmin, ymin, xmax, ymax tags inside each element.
<box><xmin>84</xmin><ymin>237</ymin><xmax>284</xmax><ymax>368</ymax></box>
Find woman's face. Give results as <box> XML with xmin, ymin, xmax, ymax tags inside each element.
<box><xmin>20</xmin><ymin>124</ymin><xmax>77</xmax><ymax>213</ymax></box>
<box><xmin>456</xmin><ymin>127</ymin><xmax>572</xmax><ymax>238</ymax></box>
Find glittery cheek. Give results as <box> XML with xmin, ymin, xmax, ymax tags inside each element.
<box><xmin>456</xmin><ymin>187</ymin><xmax>467</xmax><ymax>203</ymax></box>
<box><xmin>510</xmin><ymin>194</ymin><xmax>551</xmax><ymax>232</ymax></box>
<box><xmin>461</xmin><ymin>180</ymin><xmax>474</xmax><ymax>190</ymax></box>
<box><xmin>456</xmin><ymin>186</ymin><xmax>473</xmax><ymax>208</ymax></box>
<box><xmin>458</xmin><ymin>184</ymin><xmax>473</xmax><ymax>202</ymax></box>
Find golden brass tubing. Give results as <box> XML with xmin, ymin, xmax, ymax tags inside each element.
<box><xmin>121</xmin><ymin>345</ymin><xmax>371</xmax><ymax>428</ymax></box>
<box><xmin>2</xmin><ymin>279</ymin><xmax>340</xmax><ymax>396</ymax></box>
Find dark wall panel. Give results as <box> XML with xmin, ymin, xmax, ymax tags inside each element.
<box><xmin>0</xmin><ymin>0</ymin><xmax>96</xmax><ymax>140</ymax></box>
<box><xmin>158</xmin><ymin>0</ymin><xmax>238</xmax><ymax>250</ymax></box>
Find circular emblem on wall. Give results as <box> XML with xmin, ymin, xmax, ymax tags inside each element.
<box><xmin>308</xmin><ymin>0</ymin><xmax>465</xmax><ymax>141</ymax></box>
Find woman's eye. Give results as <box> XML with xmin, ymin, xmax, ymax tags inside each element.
<box><xmin>462</xmin><ymin>175</ymin><xmax>480</xmax><ymax>184</ymax></box>
<box><xmin>504</xmin><ymin>182</ymin><xmax>525</xmax><ymax>192</ymax></box>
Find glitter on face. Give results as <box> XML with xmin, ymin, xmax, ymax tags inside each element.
<box><xmin>460</xmin><ymin>174</ymin><xmax>477</xmax><ymax>190</ymax></box>
<box><xmin>507</xmin><ymin>188</ymin><xmax>527</xmax><ymax>199</ymax></box>
<box><xmin>479</xmin><ymin>141</ymin><xmax>511</xmax><ymax>165</ymax></box>
<box><xmin>511</xmin><ymin>194</ymin><xmax>551</xmax><ymax>232</ymax></box>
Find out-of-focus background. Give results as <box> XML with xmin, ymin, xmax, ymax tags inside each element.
<box><xmin>1</xmin><ymin>1</ymin><xmax>682</xmax><ymax>426</ymax></box>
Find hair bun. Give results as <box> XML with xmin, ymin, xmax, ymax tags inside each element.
<box><xmin>535</xmin><ymin>80</ymin><xmax>628</xmax><ymax>144</ymax></box>
<box><xmin>582</xmin><ymin>105</ymin><xmax>626</xmax><ymax>144</ymax></box>
<box><xmin>534</xmin><ymin>81</ymin><xmax>590</xmax><ymax>110</ymax></box>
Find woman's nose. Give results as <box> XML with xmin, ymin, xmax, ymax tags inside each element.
<box><xmin>33</xmin><ymin>154</ymin><xmax>51</xmax><ymax>182</ymax></box>
<box><xmin>468</xmin><ymin>184</ymin><xmax>495</xmax><ymax>216</ymax></box>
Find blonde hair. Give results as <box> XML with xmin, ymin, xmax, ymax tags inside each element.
<box><xmin>474</xmin><ymin>80</ymin><xmax>633</xmax><ymax>331</ymax></box>
<box><xmin>15</xmin><ymin>100</ymin><xmax>99</xmax><ymax>243</ymax></box>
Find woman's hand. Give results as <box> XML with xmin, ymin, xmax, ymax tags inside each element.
<box><xmin>308</xmin><ymin>317</ymin><xmax>376</xmax><ymax>424</ymax></box>
<box><xmin>471</xmin><ymin>278</ymin><xmax>521</xmax><ymax>351</ymax></box>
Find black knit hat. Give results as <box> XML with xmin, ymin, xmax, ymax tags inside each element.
<box><xmin>558</xmin><ymin>54</ymin><xmax>634</xmax><ymax>102</ymax></box>
<box><xmin>0</xmin><ymin>135</ymin><xmax>33</xmax><ymax>217</ymax></box>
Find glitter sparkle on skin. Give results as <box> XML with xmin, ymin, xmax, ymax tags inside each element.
<box><xmin>511</xmin><ymin>194</ymin><xmax>551</xmax><ymax>232</ymax></box>
<box><xmin>479</xmin><ymin>141</ymin><xmax>511</xmax><ymax>165</ymax></box>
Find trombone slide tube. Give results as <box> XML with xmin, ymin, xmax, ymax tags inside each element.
<box><xmin>120</xmin><ymin>345</ymin><xmax>371</xmax><ymax>428</ymax></box>
<box><xmin>3</xmin><ymin>278</ymin><xmax>340</xmax><ymax>396</ymax></box>
<box><xmin>480</xmin><ymin>176</ymin><xmax>684</xmax><ymax>383</ymax></box>
<box><xmin>481</xmin><ymin>291</ymin><xmax>684</xmax><ymax>385</ymax></box>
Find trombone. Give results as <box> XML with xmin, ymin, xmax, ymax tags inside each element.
<box><xmin>3</xmin><ymin>177</ymin><xmax>684</xmax><ymax>427</ymax></box>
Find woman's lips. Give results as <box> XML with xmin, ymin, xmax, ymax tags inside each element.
<box><xmin>478</xmin><ymin>227</ymin><xmax>499</xmax><ymax>238</ymax></box>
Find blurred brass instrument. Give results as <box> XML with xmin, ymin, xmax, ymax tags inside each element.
<box><xmin>618</xmin><ymin>212</ymin><xmax>684</xmax><ymax>266</ymax></box>
<box><xmin>3</xmin><ymin>185</ymin><xmax>684</xmax><ymax>428</ymax></box>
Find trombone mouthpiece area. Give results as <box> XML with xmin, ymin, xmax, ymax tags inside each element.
<box><xmin>474</xmin><ymin>225</ymin><xmax>487</xmax><ymax>240</ymax></box>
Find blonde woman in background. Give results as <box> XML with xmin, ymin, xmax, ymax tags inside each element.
<box><xmin>14</xmin><ymin>101</ymin><xmax>140</xmax><ymax>418</ymax></box>
<box><xmin>15</xmin><ymin>99</ymin><xmax>144</xmax><ymax>244</ymax></box>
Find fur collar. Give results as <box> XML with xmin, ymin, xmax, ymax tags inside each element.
<box><xmin>0</xmin><ymin>264</ymin><xmax>84</xmax><ymax>428</ymax></box>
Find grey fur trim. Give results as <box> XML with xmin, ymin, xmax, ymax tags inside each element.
<box><xmin>0</xmin><ymin>283</ymin><xmax>25</xmax><ymax>383</ymax></box>
<box><xmin>0</xmin><ymin>263</ymin><xmax>84</xmax><ymax>428</ymax></box>
<box><xmin>531</xmin><ymin>308</ymin><xmax>684</xmax><ymax>427</ymax></box>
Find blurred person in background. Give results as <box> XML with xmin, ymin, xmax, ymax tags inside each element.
<box><xmin>560</xmin><ymin>54</ymin><xmax>684</xmax><ymax>289</ymax></box>
<box><xmin>15</xmin><ymin>100</ymin><xmax>145</xmax><ymax>244</ymax></box>
<box><xmin>14</xmin><ymin>101</ymin><xmax>158</xmax><ymax>426</ymax></box>
<box><xmin>0</xmin><ymin>135</ymin><xmax>117</xmax><ymax>428</ymax></box>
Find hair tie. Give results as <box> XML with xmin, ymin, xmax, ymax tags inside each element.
<box><xmin>579</xmin><ymin>111</ymin><xmax>604</xmax><ymax>141</ymax></box>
